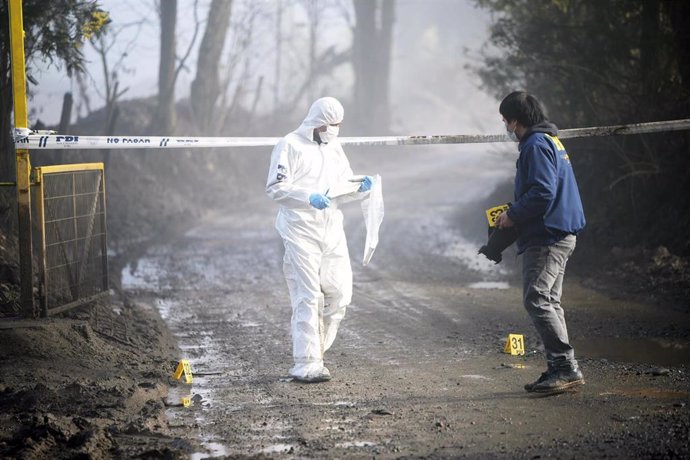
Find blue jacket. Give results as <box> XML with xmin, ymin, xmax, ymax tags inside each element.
<box><xmin>506</xmin><ymin>122</ymin><xmax>586</xmax><ymax>253</ymax></box>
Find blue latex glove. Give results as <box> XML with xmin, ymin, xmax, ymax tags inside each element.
<box><xmin>358</xmin><ymin>175</ymin><xmax>373</xmax><ymax>192</ymax></box>
<box><xmin>309</xmin><ymin>193</ymin><xmax>331</xmax><ymax>210</ymax></box>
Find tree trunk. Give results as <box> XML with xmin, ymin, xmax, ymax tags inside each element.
<box><xmin>377</xmin><ymin>0</ymin><xmax>394</xmax><ymax>131</ymax></box>
<box><xmin>0</xmin><ymin>75</ymin><xmax>13</xmax><ymax>182</ymax></box>
<box><xmin>58</xmin><ymin>92</ymin><xmax>73</xmax><ymax>134</ymax></box>
<box><xmin>273</xmin><ymin>0</ymin><xmax>283</xmax><ymax>110</ymax></box>
<box><xmin>308</xmin><ymin>0</ymin><xmax>318</xmax><ymax>103</ymax></box>
<box><xmin>0</xmin><ymin>16</ymin><xmax>14</xmax><ymax>183</ymax></box>
<box><xmin>352</xmin><ymin>0</ymin><xmax>395</xmax><ymax>134</ymax></box>
<box><xmin>667</xmin><ymin>0</ymin><xmax>690</xmax><ymax>91</ymax></box>
<box><xmin>190</xmin><ymin>0</ymin><xmax>233</xmax><ymax>134</ymax></box>
<box><xmin>639</xmin><ymin>0</ymin><xmax>660</xmax><ymax>121</ymax></box>
<box><xmin>152</xmin><ymin>0</ymin><xmax>177</xmax><ymax>134</ymax></box>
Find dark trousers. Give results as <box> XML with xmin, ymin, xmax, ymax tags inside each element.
<box><xmin>521</xmin><ymin>234</ymin><xmax>578</xmax><ymax>370</ymax></box>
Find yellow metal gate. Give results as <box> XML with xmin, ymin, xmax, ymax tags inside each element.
<box><xmin>34</xmin><ymin>163</ymin><xmax>109</xmax><ymax>316</ymax></box>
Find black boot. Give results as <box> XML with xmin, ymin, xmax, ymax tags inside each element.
<box><xmin>531</xmin><ymin>367</ymin><xmax>585</xmax><ymax>393</ymax></box>
<box><xmin>524</xmin><ymin>368</ymin><xmax>556</xmax><ymax>392</ymax></box>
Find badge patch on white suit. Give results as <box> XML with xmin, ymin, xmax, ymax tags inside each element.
<box><xmin>276</xmin><ymin>164</ymin><xmax>287</xmax><ymax>181</ymax></box>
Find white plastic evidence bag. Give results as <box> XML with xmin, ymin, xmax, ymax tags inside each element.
<box><xmin>327</xmin><ymin>174</ymin><xmax>384</xmax><ymax>266</ymax></box>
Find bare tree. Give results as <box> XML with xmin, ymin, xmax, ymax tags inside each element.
<box><xmin>352</xmin><ymin>0</ymin><xmax>395</xmax><ymax>134</ymax></box>
<box><xmin>154</xmin><ymin>0</ymin><xmax>203</xmax><ymax>132</ymax></box>
<box><xmin>151</xmin><ymin>0</ymin><xmax>177</xmax><ymax>134</ymax></box>
<box><xmin>190</xmin><ymin>0</ymin><xmax>233</xmax><ymax>133</ymax></box>
<box><xmin>281</xmin><ymin>0</ymin><xmax>351</xmax><ymax>112</ymax></box>
<box><xmin>74</xmin><ymin>72</ymin><xmax>93</xmax><ymax>122</ymax></box>
<box><xmin>87</xmin><ymin>13</ymin><xmax>148</xmax><ymax>134</ymax></box>
<box><xmin>215</xmin><ymin>2</ymin><xmax>261</xmax><ymax>133</ymax></box>
<box><xmin>273</xmin><ymin>0</ymin><xmax>284</xmax><ymax>110</ymax></box>
<box><xmin>306</xmin><ymin>0</ymin><xmax>319</xmax><ymax>103</ymax></box>
<box><xmin>91</xmin><ymin>33</ymin><xmax>129</xmax><ymax>135</ymax></box>
<box><xmin>150</xmin><ymin>0</ymin><xmax>203</xmax><ymax>134</ymax></box>
<box><xmin>58</xmin><ymin>92</ymin><xmax>74</xmax><ymax>134</ymax></box>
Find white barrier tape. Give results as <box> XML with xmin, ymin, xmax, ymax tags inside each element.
<box><xmin>14</xmin><ymin>133</ymin><xmax>512</xmax><ymax>149</ymax></box>
<box><xmin>557</xmin><ymin>118</ymin><xmax>690</xmax><ymax>139</ymax></box>
<box><xmin>15</xmin><ymin>135</ymin><xmax>283</xmax><ymax>149</ymax></box>
<box><xmin>13</xmin><ymin>119</ymin><xmax>690</xmax><ymax>150</ymax></box>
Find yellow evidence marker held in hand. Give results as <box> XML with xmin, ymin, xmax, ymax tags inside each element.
<box><xmin>485</xmin><ymin>203</ymin><xmax>510</xmax><ymax>228</ymax></box>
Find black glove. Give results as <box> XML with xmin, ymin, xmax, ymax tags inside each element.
<box><xmin>478</xmin><ymin>226</ymin><xmax>518</xmax><ymax>264</ymax></box>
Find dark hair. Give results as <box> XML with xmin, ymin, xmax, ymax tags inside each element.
<box><xmin>499</xmin><ymin>91</ymin><xmax>548</xmax><ymax>127</ymax></box>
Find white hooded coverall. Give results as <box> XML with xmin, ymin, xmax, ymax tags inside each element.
<box><xmin>266</xmin><ymin>97</ymin><xmax>362</xmax><ymax>380</ymax></box>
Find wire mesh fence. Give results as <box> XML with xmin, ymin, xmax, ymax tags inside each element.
<box><xmin>35</xmin><ymin>164</ymin><xmax>108</xmax><ymax>315</ymax></box>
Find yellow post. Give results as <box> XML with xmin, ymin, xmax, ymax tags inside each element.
<box><xmin>8</xmin><ymin>0</ymin><xmax>36</xmax><ymax>317</ymax></box>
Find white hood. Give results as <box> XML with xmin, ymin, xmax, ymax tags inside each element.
<box><xmin>295</xmin><ymin>97</ymin><xmax>344</xmax><ymax>141</ymax></box>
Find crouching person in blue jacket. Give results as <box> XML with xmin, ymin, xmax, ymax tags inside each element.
<box><xmin>496</xmin><ymin>91</ymin><xmax>587</xmax><ymax>394</ymax></box>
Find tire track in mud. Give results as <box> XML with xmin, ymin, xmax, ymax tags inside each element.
<box><xmin>125</xmin><ymin>147</ymin><xmax>690</xmax><ymax>459</ymax></box>
<box><xmin>337</xmin><ymin>179</ymin><xmax>520</xmax><ymax>373</ymax></box>
<box><xmin>123</xmin><ymin>150</ymin><xmax>523</xmax><ymax>457</ymax></box>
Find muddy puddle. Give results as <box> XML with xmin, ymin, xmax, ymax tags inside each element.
<box><xmin>119</xmin><ymin>159</ymin><xmax>690</xmax><ymax>459</ymax></box>
<box><xmin>468</xmin><ymin>281</ymin><xmax>510</xmax><ymax>289</ymax></box>
<box><xmin>191</xmin><ymin>441</ymin><xmax>228</xmax><ymax>460</ymax></box>
<box><xmin>573</xmin><ymin>336</ymin><xmax>690</xmax><ymax>366</ymax></box>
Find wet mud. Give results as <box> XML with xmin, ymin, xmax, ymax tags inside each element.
<box><xmin>123</xmin><ymin>146</ymin><xmax>690</xmax><ymax>458</ymax></box>
<box><xmin>0</xmin><ymin>301</ymin><xmax>193</xmax><ymax>459</ymax></box>
<box><xmin>1</xmin><ymin>145</ymin><xmax>687</xmax><ymax>458</ymax></box>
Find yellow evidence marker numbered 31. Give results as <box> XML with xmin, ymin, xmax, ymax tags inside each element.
<box><xmin>485</xmin><ymin>204</ymin><xmax>510</xmax><ymax>228</ymax></box>
<box><xmin>503</xmin><ymin>334</ymin><xmax>525</xmax><ymax>356</ymax></box>
<box><xmin>173</xmin><ymin>360</ymin><xmax>193</xmax><ymax>384</ymax></box>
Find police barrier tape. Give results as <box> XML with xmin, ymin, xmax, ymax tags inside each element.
<box><xmin>13</xmin><ymin>119</ymin><xmax>690</xmax><ymax>150</ymax></box>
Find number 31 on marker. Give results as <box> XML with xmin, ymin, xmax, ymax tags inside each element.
<box><xmin>504</xmin><ymin>333</ymin><xmax>525</xmax><ymax>355</ymax></box>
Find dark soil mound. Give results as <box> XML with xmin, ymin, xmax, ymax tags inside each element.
<box><xmin>0</xmin><ymin>298</ymin><xmax>194</xmax><ymax>459</ymax></box>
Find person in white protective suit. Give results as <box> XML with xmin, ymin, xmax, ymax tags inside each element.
<box><xmin>266</xmin><ymin>97</ymin><xmax>373</xmax><ymax>383</ymax></box>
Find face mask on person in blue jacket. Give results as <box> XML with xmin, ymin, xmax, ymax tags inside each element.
<box><xmin>507</xmin><ymin>127</ymin><xmax>519</xmax><ymax>142</ymax></box>
<box><xmin>504</xmin><ymin>119</ymin><xmax>519</xmax><ymax>142</ymax></box>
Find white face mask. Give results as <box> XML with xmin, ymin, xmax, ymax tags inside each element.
<box><xmin>505</xmin><ymin>122</ymin><xmax>519</xmax><ymax>142</ymax></box>
<box><xmin>318</xmin><ymin>125</ymin><xmax>340</xmax><ymax>144</ymax></box>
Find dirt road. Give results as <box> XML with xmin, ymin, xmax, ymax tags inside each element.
<box><xmin>125</xmin><ymin>145</ymin><xmax>690</xmax><ymax>458</ymax></box>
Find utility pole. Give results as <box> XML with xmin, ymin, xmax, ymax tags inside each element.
<box><xmin>8</xmin><ymin>0</ymin><xmax>36</xmax><ymax>317</ymax></box>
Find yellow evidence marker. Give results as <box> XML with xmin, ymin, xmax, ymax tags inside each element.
<box><xmin>173</xmin><ymin>360</ymin><xmax>193</xmax><ymax>384</ymax></box>
<box><xmin>485</xmin><ymin>203</ymin><xmax>510</xmax><ymax>228</ymax></box>
<box><xmin>503</xmin><ymin>334</ymin><xmax>525</xmax><ymax>356</ymax></box>
<box><xmin>181</xmin><ymin>396</ymin><xmax>192</xmax><ymax>407</ymax></box>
